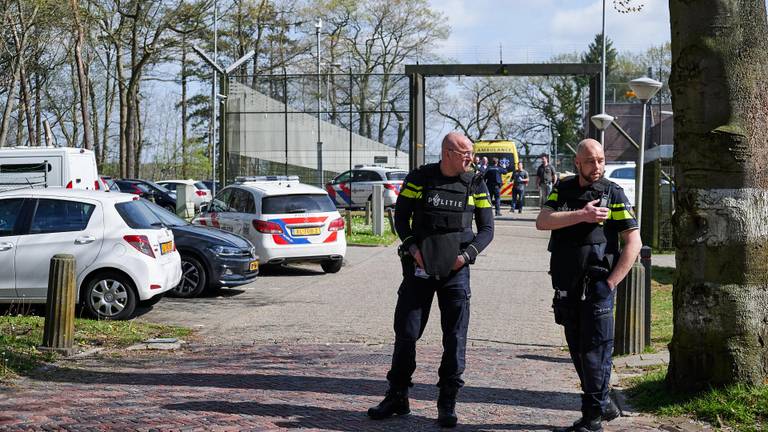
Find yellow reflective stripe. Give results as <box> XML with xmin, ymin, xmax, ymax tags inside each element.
<box><xmin>404</xmin><ymin>182</ymin><xmax>422</xmax><ymax>191</ymax></box>
<box><xmin>473</xmin><ymin>193</ymin><xmax>488</xmax><ymax>198</ymax></box>
<box><xmin>400</xmin><ymin>189</ymin><xmax>421</xmax><ymax>199</ymax></box>
<box><xmin>610</xmin><ymin>210</ymin><xmax>633</xmax><ymax>220</ymax></box>
<box><xmin>610</xmin><ymin>203</ymin><xmax>626</xmax><ymax>209</ymax></box>
<box><xmin>468</xmin><ymin>196</ymin><xmax>475</xmax><ymax>206</ymax></box>
<box><xmin>547</xmin><ymin>192</ymin><xmax>558</xmax><ymax>201</ymax></box>
<box><xmin>475</xmin><ymin>198</ymin><xmax>492</xmax><ymax>208</ymax></box>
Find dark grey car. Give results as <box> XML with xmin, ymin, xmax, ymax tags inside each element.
<box><xmin>141</xmin><ymin>201</ymin><xmax>259</xmax><ymax>298</ymax></box>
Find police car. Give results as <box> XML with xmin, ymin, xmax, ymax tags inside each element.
<box><xmin>325</xmin><ymin>165</ymin><xmax>407</xmax><ymax>208</ymax></box>
<box><xmin>603</xmin><ymin>162</ymin><xmax>636</xmax><ymax>206</ymax></box>
<box><xmin>192</xmin><ymin>176</ymin><xmax>346</xmax><ymax>273</ymax></box>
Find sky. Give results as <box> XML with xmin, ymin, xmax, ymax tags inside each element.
<box><xmin>428</xmin><ymin>0</ymin><xmax>671</xmax><ymax>63</ymax></box>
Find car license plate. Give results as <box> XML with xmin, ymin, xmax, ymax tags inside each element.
<box><xmin>249</xmin><ymin>260</ymin><xmax>259</xmax><ymax>271</ymax></box>
<box><xmin>292</xmin><ymin>227</ymin><xmax>321</xmax><ymax>236</ymax></box>
<box><xmin>160</xmin><ymin>241</ymin><xmax>173</xmax><ymax>255</ymax></box>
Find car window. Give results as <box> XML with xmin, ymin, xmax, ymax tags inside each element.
<box><xmin>357</xmin><ymin>170</ymin><xmax>383</xmax><ymax>181</ymax></box>
<box><xmin>609</xmin><ymin>167</ymin><xmax>635</xmax><ymax>180</ymax></box>
<box><xmin>0</xmin><ymin>198</ymin><xmax>25</xmax><ymax>236</ymax></box>
<box><xmin>229</xmin><ymin>188</ymin><xmax>255</xmax><ymax>213</ymax></box>
<box><xmin>142</xmin><ymin>199</ymin><xmax>189</xmax><ymax>227</ymax></box>
<box><xmin>386</xmin><ymin>171</ymin><xmax>407</xmax><ymax>181</ymax></box>
<box><xmin>29</xmin><ymin>199</ymin><xmax>95</xmax><ymax>234</ymax></box>
<box><xmin>210</xmin><ymin>188</ymin><xmax>233</xmax><ymax>212</ymax></box>
<box><xmin>262</xmin><ymin>194</ymin><xmax>336</xmax><ymax>214</ymax></box>
<box><xmin>161</xmin><ymin>183</ymin><xmax>177</xmax><ymax>191</ymax></box>
<box><xmin>115</xmin><ymin>200</ymin><xmax>164</xmax><ymax>229</ymax></box>
<box><xmin>333</xmin><ymin>171</ymin><xmax>352</xmax><ymax>183</ymax></box>
<box><xmin>194</xmin><ymin>181</ymin><xmax>209</xmax><ymax>190</ymax></box>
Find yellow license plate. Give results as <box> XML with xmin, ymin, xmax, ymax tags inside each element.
<box><xmin>161</xmin><ymin>241</ymin><xmax>173</xmax><ymax>255</ymax></box>
<box><xmin>249</xmin><ymin>260</ymin><xmax>259</xmax><ymax>271</ymax></box>
<box><xmin>292</xmin><ymin>227</ymin><xmax>322</xmax><ymax>236</ymax></box>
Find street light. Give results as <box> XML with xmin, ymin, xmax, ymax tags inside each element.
<box><xmin>600</xmin><ymin>0</ymin><xmax>607</xmax><ymax>144</ymax></box>
<box><xmin>193</xmin><ymin>46</ymin><xmax>255</xmax><ymax>187</ymax></box>
<box><xmin>315</xmin><ymin>18</ymin><xmax>323</xmax><ymax>187</ymax></box>
<box><xmin>628</xmin><ymin>76</ymin><xmax>662</xmax><ymax>232</ymax></box>
<box><xmin>590</xmin><ymin>113</ymin><xmax>614</xmax><ymax>132</ymax></box>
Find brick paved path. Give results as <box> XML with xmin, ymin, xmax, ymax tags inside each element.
<box><xmin>0</xmin><ymin>343</ymin><xmax>667</xmax><ymax>431</ymax></box>
<box><xmin>0</xmin><ymin>213</ymin><xmax>682</xmax><ymax>431</ymax></box>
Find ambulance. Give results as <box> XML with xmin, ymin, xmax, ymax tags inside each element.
<box><xmin>473</xmin><ymin>140</ymin><xmax>520</xmax><ymax>201</ymax></box>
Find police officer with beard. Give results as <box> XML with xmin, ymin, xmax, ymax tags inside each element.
<box><xmin>536</xmin><ymin>139</ymin><xmax>641</xmax><ymax>432</ymax></box>
<box><xmin>367</xmin><ymin>132</ymin><xmax>494</xmax><ymax>428</ymax></box>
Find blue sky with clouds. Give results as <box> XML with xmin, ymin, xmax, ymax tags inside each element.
<box><xmin>428</xmin><ymin>0</ymin><xmax>671</xmax><ymax>62</ymax></box>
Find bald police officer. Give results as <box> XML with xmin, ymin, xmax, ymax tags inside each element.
<box><xmin>536</xmin><ymin>139</ymin><xmax>641</xmax><ymax>432</ymax></box>
<box><xmin>367</xmin><ymin>132</ymin><xmax>494</xmax><ymax>428</ymax></box>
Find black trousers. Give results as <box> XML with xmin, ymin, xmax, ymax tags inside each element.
<box><xmin>386</xmin><ymin>264</ymin><xmax>471</xmax><ymax>390</ymax></box>
<box><xmin>488</xmin><ymin>184</ymin><xmax>501</xmax><ymax>214</ymax></box>
<box><xmin>554</xmin><ymin>280</ymin><xmax>615</xmax><ymax>417</ymax></box>
<box><xmin>512</xmin><ymin>188</ymin><xmax>524</xmax><ymax>211</ymax></box>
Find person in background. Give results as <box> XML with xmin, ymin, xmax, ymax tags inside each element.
<box><xmin>483</xmin><ymin>157</ymin><xmax>506</xmax><ymax>217</ymax></box>
<box><xmin>536</xmin><ymin>154</ymin><xmax>557</xmax><ymax>207</ymax></box>
<box><xmin>511</xmin><ymin>161</ymin><xmax>529</xmax><ymax>213</ymax></box>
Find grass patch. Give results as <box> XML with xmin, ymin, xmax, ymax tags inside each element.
<box><xmin>0</xmin><ymin>312</ymin><xmax>191</xmax><ymax>382</ymax></box>
<box><xmin>649</xmin><ymin>265</ymin><xmax>674</xmax><ymax>352</ymax></box>
<box><xmin>348</xmin><ymin>215</ymin><xmax>398</xmax><ymax>246</ymax></box>
<box><xmin>626</xmin><ymin>366</ymin><xmax>768</xmax><ymax>431</ymax></box>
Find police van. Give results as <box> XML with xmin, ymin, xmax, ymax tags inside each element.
<box><xmin>0</xmin><ymin>147</ymin><xmax>102</xmax><ymax>191</ymax></box>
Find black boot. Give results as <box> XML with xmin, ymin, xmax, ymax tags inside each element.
<box><xmin>367</xmin><ymin>388</ymin><xmax>410</xmax><ymax>420</ymax></box>
<box><xmin>553</xmin><ymin>407</ymin><xmax>604</xmax><ymax>432</ymax></box>
<box><xmin>437</xmin><ymin>387</ymin><xmax>458</xmax><ymax>428</ymax></box>
<box><xmin>602</xmin><ymin>397</ymin><xmax>621</xmax><ymax>422</ymax></box>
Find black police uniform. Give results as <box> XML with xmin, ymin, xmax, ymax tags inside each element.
<box><xmin>368</xmin><ymin>162</ymin><xmax>494</xmax><ymax>425</ymax></box>
<box><xmin>544</xmin><ymin>176</ymin><xmax>637</xmax><ymax>424</ymax></box>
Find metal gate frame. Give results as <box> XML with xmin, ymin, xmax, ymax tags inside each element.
<box><xmin>404</xmin><ymin>63</ymin><xmax>604</xmax><ymax>170</ymax></box>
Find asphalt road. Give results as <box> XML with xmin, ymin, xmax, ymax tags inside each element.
<box><xmin>137</xmin><ymin>209</ymin><xmax>565</xmax><ymax>350</ymax></box>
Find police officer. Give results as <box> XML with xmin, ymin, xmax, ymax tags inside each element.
<box><xmin>367</xmin><ymin>132</ymin><xmax>494</xmax><ymax>428</ymax></box>
<box><xmin>536</xmin><ymin>139</ymin><xmax>641</xmax><ymax>432</ymax></box>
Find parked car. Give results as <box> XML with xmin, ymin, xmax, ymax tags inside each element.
<box><xmin>603</xmin><ymin>162</ymin><xmax>636</xmax><ymax>206</ymax></box>
<box><xmin>114</xmin><ymin>179</ymin><xmax>177</xmax><ymax>212</ymax></box>
<box><xmin>100</xmin><ymin>176</ymin><xmax>121</xmax><ymax>192</ymax></box>
<box><xmin>0</xmin><ymin>189</ymin><xmax>181</xmax><ymax>320</ymax></box>
<box><xmin>0</xmin><ymin>146</ymin><xmax>101</xmax><ymax>191</ymax></box>
<box><xmin>156</xmin><ymin>179</ymin><xmax>212</xmax><ymax>210</ymax></box>
<box><xmin>192</xmin><ymin>176</ymin><xmax>346</xmax><ymax>273</ymax></box>
<box><xmin>325</xmin><ymin>165</ymin><xmax>406</xmax><ymax>208</ymax></box>
<box><xmin>141</xmin><ymin>200</ymin><xmax>259</xmax><ymax>298</ymax></box>
<box><xmin>201</xmin><ymin>180</ymin><xmax>221</xmax><ymax>194</ymax></box>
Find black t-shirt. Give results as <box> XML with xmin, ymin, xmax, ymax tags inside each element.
<box><xmin>544</xmin><ymin>176</ymin><xmax>637</xmax><ymax>256</ymax></box>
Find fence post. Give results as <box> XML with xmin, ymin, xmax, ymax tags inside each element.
<box><xmin>386</xmin><ymin>208</ymin><xmax>396</xmax><ymax>234</ymax></box>
<box><xmin>641</xmin><ymin>246</ymin><xmax>652</xmax><ymax>349</ymax></box>
<box><xmin>39</xmin><ymin>254</ymin><xmax>77</xmax><ymax>356</ymax></box>
<box><xmin>344</xmin><ymin>208</ymin><xmax>352</xmax><ymax>238</ymax></box>
<box><xmin>614</xmin><ymin>260</ymin><xmax>646</xmax><ymax>355</ymax></box>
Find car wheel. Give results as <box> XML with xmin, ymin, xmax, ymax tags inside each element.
<box><xmin>321</xmin><ymin>259</ymin><xmax>343</xmax><ymax>273</ymax></box>
<box><xmin>83</xmin><ymin>272</ymin><xmax>137</xmax><ymax>320</ymax></box>
<box><xmin>164</xmin><ymin>204</ymin><xmax>176</xmax><ymax>213</ymax></box>
<box><xmin>171</xmin><ymin>256</ymin><xmax>207</xmax><ymax>298</ymax></box>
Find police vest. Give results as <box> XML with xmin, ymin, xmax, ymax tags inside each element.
<box><xmin>413</xmin><ymin>165</ymin><xmax>478</xmax><ymax>278</ymax></box>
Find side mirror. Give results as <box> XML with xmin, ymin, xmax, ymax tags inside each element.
<box><xmin>199</xmin><ymin>203</ymin><xmax>209</xmax><ymax>213</ymax></box>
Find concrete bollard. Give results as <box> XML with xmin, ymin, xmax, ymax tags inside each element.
<box><xmin>39</xmin><ymin>254</ymin><xmax>77</xmax><ymax>355</ymax></box>
<box><xmin>614</xmin><ymin>260</ymin><xmax>646</xmax><ymax>355</ymax></box>
<box><xmin>641</xmin><ymin>246</ymin><xmax>652</xmax><ymax>349</ymax></box>
<box><xmin>372</xmin><ymin>184</ymin><xmax>384</xmax><ymax>236</ymax></box>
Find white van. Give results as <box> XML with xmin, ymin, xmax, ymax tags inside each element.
<box><xmin>0</xmin><ymin>147</ymin><xmax>101</xmax><ymax>191</ymax></box>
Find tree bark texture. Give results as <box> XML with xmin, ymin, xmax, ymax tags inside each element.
<box><xmin>71</xmin><ymin>0</ymin><xmax>92</xmax><ymax>150</ymax></box>
<box><xmin>668</xmin><ymin>0</ymin><xmax>768</xmax><ymax>390</ymax></box>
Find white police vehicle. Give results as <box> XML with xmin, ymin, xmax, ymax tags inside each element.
<box><xmin>325</xmin><ymin>165</ymin><xmax>406</xmax><ymax>208</ymax></box>
<box><xmin>603</xmin><ymin>162</ymin><xmax>636</xmax><ymax>206</ymax></box>
<box><xmin>192</xmin><ymin>176</ymin><xmax>346</xmax><ymax>273</ymax></box>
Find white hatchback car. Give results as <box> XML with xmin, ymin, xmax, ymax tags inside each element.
<box><xmin>192</xmin><ymin>176</ymin><xmax>346</xmax><ymax>273</ymax></box>
<box><xmin>325</xmin><ymin>165</ymin><xmax>407</xmax><ymax>208</ymax></box>
<box><xmin>156</xmin><ymin>179</ymin><xmax>212</xmax><ymax>210</ymax></box>
<box><xmin>603</xmin><ymin>162</ymin><xmax>636</xmax><ymax>206</ymax></box>
<box><xmin>0</xmin><ymin>189</ymin><xmax>182</xmax><ymax>320</ymax></box>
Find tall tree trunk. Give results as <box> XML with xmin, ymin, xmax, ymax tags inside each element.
<box><xmin>34</xmin><ymin>74</ymin><xmax>41</xmax><ymax>147</ymax></box>
<box><xmin>134</xmin><ymin>94</ymin><xmax>142</xmax><ymax>178</ymax></box>
<box><xmin>18</xmin><ymin>60</ymin><xmax>34</xmax><ymax>145</ymax></box>
<box><xmin>71</xmin><ymin>0</ymin><xmax>92</xmax><ymax>149</ymax></box>
<box><xmin>668</xmin><ymin>0</ymin><xmax>768</xmax><ymax>391</ymax></box>
<box><xmin>0</xmin><ymin>60</ymin><xmax>21</xmax><ymax>147</ymax></box>
<box><xmin>89</xmin><ymin>76</ymin><xmax>100</xmax><ymax>162</ymax></box>
<box><xmin>101</xmin><ymin>57</ymin><xmax>116</xmax><ymax>168</ymax></box>
<box><xmin>116</xmin><ymin>45</ymin><xmax>128</xmax><ymax>177</ymax></box>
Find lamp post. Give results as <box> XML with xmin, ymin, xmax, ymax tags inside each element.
<box><xmin>192</xmin><ymin>46</ymin><xmax>255</xmax><ymax>187</ymax></box>
<box><xmin>315</xmin><ymin>18</ymin><xmax>323</xmax><ymax>187</ymax></box>
<box><xmin>600</xmin><ymin>0</ymin><xmax>607</xmax><ymax>145</ymax></box>
<box><xmin>628</xmin><ymin>76</ymin><xmax>662</xmax><ymax>232</ymax></box>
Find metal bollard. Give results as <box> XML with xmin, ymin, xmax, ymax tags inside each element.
<box><xmin>614</xmin><ymin>260</ymin><xmax>646</xmax><ymax>355</ymax></box>
<box><xmin>40</xmin><ymin>254</ymin><xmax>77</xmax><ymax>355</ymax></box>
<box><xmin>641</xmin><ymin>246</ymin><xmax>652</xmax><ymax>349</ymax></box>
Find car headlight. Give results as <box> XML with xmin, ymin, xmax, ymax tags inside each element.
<box><xmin>208</xmin><ymin>245</ymin><xmax>243</xmax><ymax>256</ymax></box>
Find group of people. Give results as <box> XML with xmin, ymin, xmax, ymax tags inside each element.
<box><xmin>473</xmin><ymin>155</ymin><xmax>530</xmax><ymax>216</ymax></box>
<box><xmin>367</xmin><ymin>132</ymin><xmax>642</xmax><ymax>432</ymax></box>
